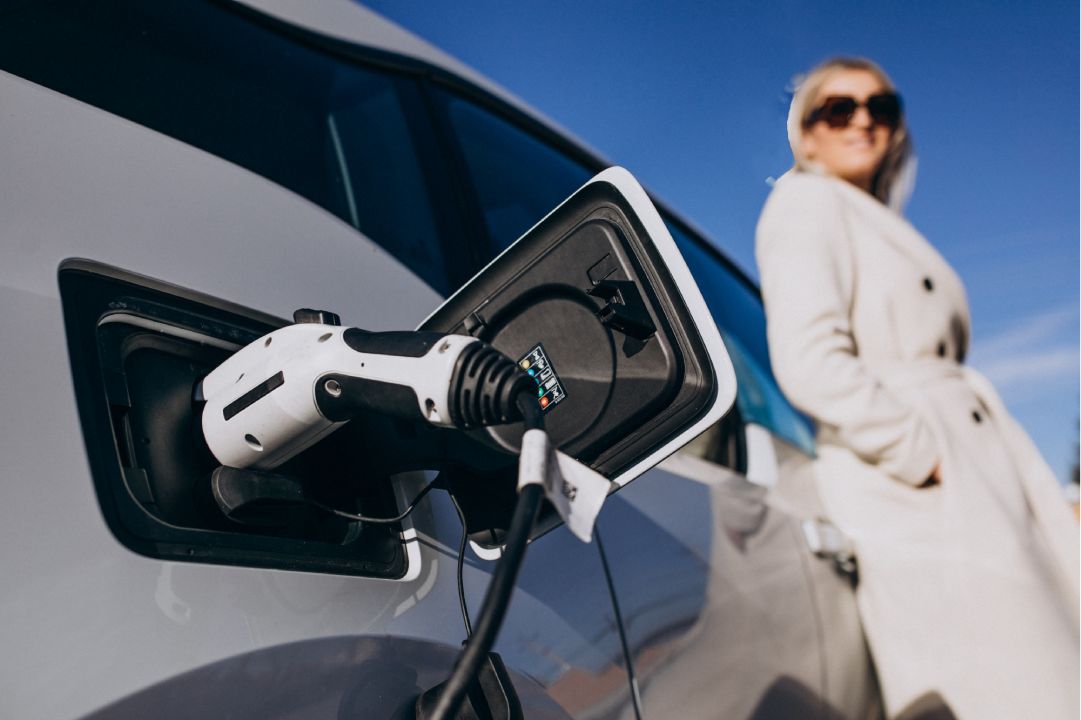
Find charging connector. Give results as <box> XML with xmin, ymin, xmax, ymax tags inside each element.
<box><xmin>198</xmin><ymin>315</ymin><xmax>598</xmax><ymax>720</ymax></box>
<box><xmin>200</xmin><ymin>318</ymin><xmax>534</xmax><ymax>471</ymax></box>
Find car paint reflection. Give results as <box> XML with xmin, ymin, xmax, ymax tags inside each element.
<box><xmin>599</xmin><ymin>455</ymin><xmax>823</xmax><ymax>718</ymax></box>
<box><xmin>79</xmin><ymin>635</ymin><xmax>573</xmax><ymax>720</ymax></box>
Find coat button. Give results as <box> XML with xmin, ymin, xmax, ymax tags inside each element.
<box><xmin>923</xmin><ymin>277</ymin><xmax>934</xmax><ymax>291</ymax></box>
<box><xmin>937</xmin><ymin>342</ymin><xmax>947</xmax><ymax>357</ymax></box>
<box><xmin>972</xmin><ymin>410</ymin><xmax>983</xmax><ymax>424</ymax></box>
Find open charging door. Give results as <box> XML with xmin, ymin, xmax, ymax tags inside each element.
<box><xmin>422</xmin><ymin>167</ymin><xmax>736</xmax><ymax>510</ymax></box>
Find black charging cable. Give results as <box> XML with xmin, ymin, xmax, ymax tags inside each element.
<box><xmin>422</xmin><ymin>392</ymin><xmax>545</xmax><ymax>720</ymax></box>
<box><xmin>306</xmin><ymin>477</ymin><xmax>439</xmax><ymax>524</ymax></box>
<box><xmin>450</xmin><ymin>491</ymin><xmax>474</xmax><ymax>638</ymax></box>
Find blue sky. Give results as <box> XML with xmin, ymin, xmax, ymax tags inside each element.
<box><xmin>365</xmin><ymin>0</ymin><xmax>1080</xmax><ymax>482</ymax></box>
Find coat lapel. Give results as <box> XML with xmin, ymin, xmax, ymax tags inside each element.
<box><xmin>829</xmin><ymin>175</ymin><xmax>971</xmax><ymax>332</ymax></box>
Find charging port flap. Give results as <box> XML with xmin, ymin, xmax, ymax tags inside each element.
<box><xmin>423</xmin><ymin>168</ymin><xmax>735</xmax><ymax>484</ymax></box>
<box><xmin>421</xmin><ymin>167</ymin><xmax>737</xmax><ymax>545</ymax></box>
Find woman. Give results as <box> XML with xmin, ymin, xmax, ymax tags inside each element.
<box><xmin>755</xmin><ymin>57</ymin><xmax>1079</xmax><ymax>719</ymax></box>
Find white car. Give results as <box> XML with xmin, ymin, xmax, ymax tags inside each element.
<box><xmin>0</xmin><ymin>1</ymin><xmax>882</xmax><ymax>718</ymax></box>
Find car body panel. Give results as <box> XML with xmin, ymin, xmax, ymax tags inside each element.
<box><xmin>0</xmin><ymin>2</ymin><xmax>879</xmax><ymax>718</ymax></box>
<box><xmin>0</xmin><ymin>71</ymin><xmax>633</xmax><ymax>720</ymax></box>
<box><xmin>601</xmin><ymin>457</ymin><xmax>823</xmax><ymax>718</ymax></box>
<box><xmin>80</xmin><ymin>635</ymin><xmax>574</xmax><ymax>720</ymax></box>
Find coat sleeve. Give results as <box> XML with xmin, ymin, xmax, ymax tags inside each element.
<box><xmin>755</xmin><ymin>175</ymin><xmax>939</xmax><ymax>486</ymax></box>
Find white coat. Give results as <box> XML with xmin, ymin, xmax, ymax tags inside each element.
<box><xmin>755</xmin><ymin>171</ymin><xmax>1080</xmax><ymax>720</ymax></box>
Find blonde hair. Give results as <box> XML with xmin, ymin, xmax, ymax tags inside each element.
<box><xmin>786</xmin><ymin>57</ymin><xmax>915</xmax><ymax>211</ymax></box>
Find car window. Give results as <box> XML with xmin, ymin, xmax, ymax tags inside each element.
<box><xmin>0</xmin><ymin>0</ymin><xmax>451</xmax><ymax>294</ymax></box>
<box><xmin>667</xmin><ymin>221</ymin><xmax>816</xmax><ymax>456</ymax></box>
<box><xmin>438</xmin><ymin>91</ymin><xmax>595</xmax><ymax>251</ymax></box>
<box><xmin>326</xmin><ymin>81</ymin><xmax>448</xmax><ymax>289</ymax></box>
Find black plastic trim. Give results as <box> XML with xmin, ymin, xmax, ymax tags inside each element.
<box><xmin>447</xmin><ymin>342</ymin><xmax>533</xmax><ymax>429</ymax></box>
<box><xmin>223</xmin><ymin>370</ymin><xmax>284</xmax><ymax>421</ymax></box>
<box><xmin>315</xmin><ymin>373</ymin><xmax>425</xmax><ymax>424</ymax></box>
<box><xmin>343</xmin><ymin>328</ymin><xmax>446</xmax><ymax>358</ymax></box>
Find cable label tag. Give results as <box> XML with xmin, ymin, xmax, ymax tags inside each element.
<box><xmin>518</xmin><ymin>430</ymin><xmax>612</xmax><ymax>543</ymax></box>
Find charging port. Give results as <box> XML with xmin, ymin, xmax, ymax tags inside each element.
<box><xmin>61</xmin><ymin>260</ymin><xmax>409</xmax><ymax>578</ymax></box>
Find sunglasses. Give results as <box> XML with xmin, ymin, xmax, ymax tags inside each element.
<box><xmin>804</xmin><ymin>93</ymin><xmax>903</xmax><ymax>129</ymax></box>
